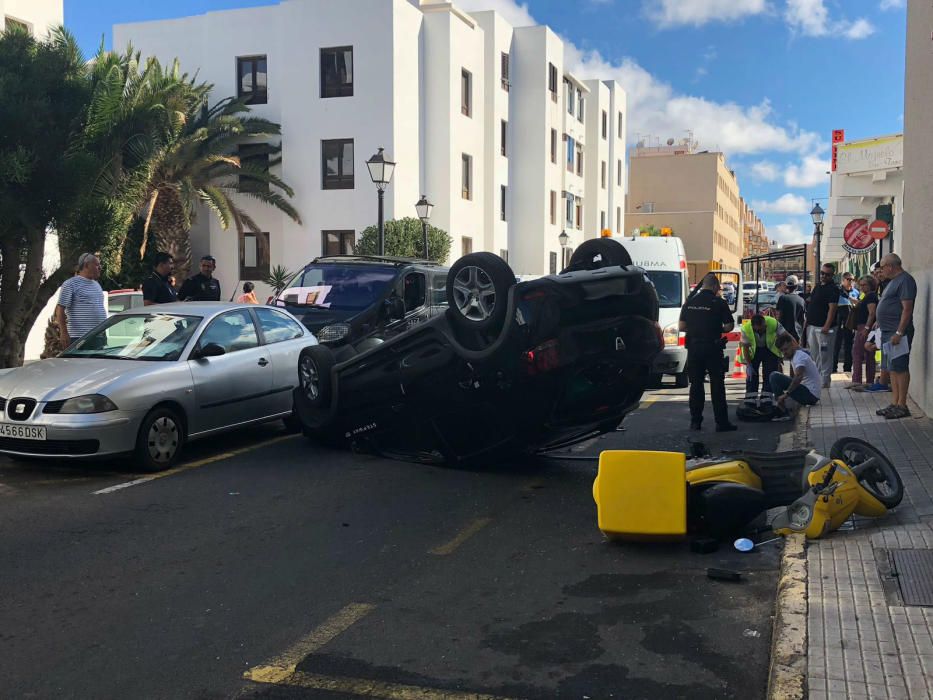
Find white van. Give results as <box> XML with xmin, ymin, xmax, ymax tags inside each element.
<box><xmin>616</xmin><ymin>236</ymin><xmax>690</xmax><ymax>387</ymax></box>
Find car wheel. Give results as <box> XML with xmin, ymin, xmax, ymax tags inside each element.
<box><xmin>447</xmin><ymin>252</ymin><xmax>515</xmax><ymax>334</ymax></box>
<box><xmin>563</xmin><ymin>238</ymin><xmax>633</xmax><ymax>272</ymax></box>
<box><xmin>298</xmin><ymin>346</ymin><xmax>335</xmax><ymax>409</ymax></box>
<box><xmin>675</xmin><ymin>372</ymin><xmax>690</xmax><ymax>389</ymax></box>
<box><xmin>135</xmin><ymin>406</ymin><xmax>184</xmax><ymax>472</ymax></box>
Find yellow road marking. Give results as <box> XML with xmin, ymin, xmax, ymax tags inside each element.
<box><xmin>92</xmin><ymin>434</ymin><xmax>298</xmax><ymax>495</ymax></box>
<box><xmin>639</xmin><ymin>396</ymin><xmax>658</xmax><ymax>407</ymax></box>
<box><xmin>244</xmin><ymin>602</ymin><xmax>376</xmax><ymax>684</ymax></box>
<box><xmin>429</xmin><ymin>517</ymin><xmax>492</xmax><ymax>556</ymax></box>
<box><xmin>261</xmin><ymin>671</ymin><xmax>519</xmax><ymax>699</ymax></box>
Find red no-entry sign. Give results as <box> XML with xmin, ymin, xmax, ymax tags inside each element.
<box><xmin>869</xmin><ymin>219</ymin><xmax>890</xmax><ymax>240</ymax></box>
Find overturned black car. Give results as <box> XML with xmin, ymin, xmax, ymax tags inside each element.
<box><xmin>292</xmin><ymin>239</ymin><xmax>663</xmax><ymax>465</ymax></box>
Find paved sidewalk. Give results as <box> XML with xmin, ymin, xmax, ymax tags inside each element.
<box><xmin>797</xmin><ymin>374</ymin><xmax>933</xmax><ymax>699</ymax></box>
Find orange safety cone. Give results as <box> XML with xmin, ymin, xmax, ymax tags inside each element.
<box><xmin>730</xmin><ymin>347</ymin><xmax>747</xmax><ymax>380</ymax></box>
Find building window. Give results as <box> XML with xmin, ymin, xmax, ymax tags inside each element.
<box><xmin>461</xmin><ymin>69</ymin><xmax>472</xmax><ymax>117</ymax></box>
<box><xmin>237</xmin><ymin>144</ymin><xmax>270</xmax><ymax>193</ymax></box>
<box><xmin>575</xmin><ymin>201</ymin><xmax>582</xmax><ymax>229</ymax></box>
<box><xmin>500</xmin><ymin>249</ymin><xmax>508</xmax><ymax>262</ymax></box>
<box><xmin>576</xmin><ymin>147</ymin><xmax>583</xmax><ymax>177</ymax></box>
<box><xmin>237</xmin><ymin>56</ymin><xmax>268</xmax><ymax>105</ymax></box>
<box><xmin>320</xmin><ymin>46</ymin><xmax>353</xmax><ymax>98</ymax></box>
<box><xmin>602</xmin><ymin>110</ymin><xmax>607</xmax><ymax>139</ymax></box>
<box><xmin>461</xmin><ymin>154</ymin><xmax>472</xmax><ymax>200</ymax></box>
<box><xmin>321</xmin><ymin>139</ymin><xmax>354</xmax><ymax>189</ymax></box>
<box><xmin>600</xmin><ymin>211</ymin><xmax>606</xmax><ymax>230</ymax></box>
<box><xmin>618</xmin><ymin>111</ymin><xmax>623</xmax><ymax>139</ymax></box>
<box><xmin>550</xmin><ymin>190</ymin><xmax>557</xmax><ymax>225</ymax></box>
<box><xmin>501</xmin><ymin>52</ymin><xmax>510</xmax><ymax>91</ymax></box>
<box><xmin>616</xmin><ymin>207</ymin><xmax>621</xmax><ymax>233</ymax></box>
<box><xmin>323</xmin><ymin>230</ymin><xmax>355</xmax><ymax>256</ymax></box>
<box><xmin>601</xmin><ymin>161</ymin><xmax>607</xmax><ymax>189</ymax></box>
<box><xmin>462</xmin><ymin>236</ymin><xmax>473</xmax><ymax>256</ymax></box>
<box><xmin>239</xmin><ymin>231</ymin><xmax>270</xmax><ymax>280</ymax></box>
<box><xmin>564</xmin><ymin>79</ymin><xmax>573</xmax><ymax>116</ymax></box>
<box><xmin>565</xmin><ymin>192</ymin><xmax>574</xmax><ymax>227</ymax></box>
<box><xmin>548</xmin><ymin>63</ymin><xmax>558</xmax><ymax>101</ymax></box>
<box><xmin>550</xmin><ymin>129</ymin><xmax>557</xmax><ymax>164</ymax></box>
<box><xmin>501</xmin><ymin>120</ymin><xmax>507</xmax><ymax>157</ymax></box>
<box><xmin>577</xmin><ymin>92</ymin><xmax>584</xmax><ymax>123</ymax></box>
<box><xmin>566</xmin><ymin>136</ymin><xmax>574</xmax><ymax>172</ymax></box>
<box><xmin>549</xmin><ymin>252</ymin><xmax>558</xmax><ymax>275</ymax></box>
<box><xmin>617</xmin><ymin>159</ymin><xmax>622</xmax><ymax>186</ymax></box>
<box><xmin>500</xmin><ymin>185</ymin><xmax>507</xmax><ymax>221</ymax></box>
<box><xmin>4</xmin><ymin>16</ymin><xmax>29</xmax><ymax>33</ymax></box>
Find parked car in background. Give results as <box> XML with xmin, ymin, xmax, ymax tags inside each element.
<box><xmin>0</xmin><ymin>303</ymin><xmax>316</xmax><ymax>471</ymax></box>
<box><xmin>742</xmin><ymin>280</ymin><xmax>770</xmax><ymax>303</ymax></box>
<box><xmin>294</xmin><ymin>240</ymin><xmax>662</xmax><ymax>465</ymax></box>
<box><xmin>743</xmin><ymin>290</ymin><xmax>779</xmax><ymax>318</ymax></box>
<box><xmin>107</xmin><ymin>289</ymin><xmax>144</xmax><ymax>315</ymax></box>
<box><xmin>271</xmin><ymin>256</ymin><xmax>447</xmax><ymax>359</ymax></box>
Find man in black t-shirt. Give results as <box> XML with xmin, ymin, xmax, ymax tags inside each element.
<box><xmin>803</xmin><ymin>264</ymin><xmax>840</xmax><ymax>388</ymax></box>
<box><xmin>178</xmin><ymin>255</ymin><xmax>222</xmax><ymax>302</ymax></box>
<box><xmin>142</xmin><ymin>252</ymin><xmax>178</xmax><ymax>305</ymax></box>
<box><xmin>679</xmin><ymin>273</ymin><xmax>737</xmax><ymax>432</ymax></box>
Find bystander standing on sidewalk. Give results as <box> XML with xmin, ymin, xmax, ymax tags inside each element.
<box><xmin>874</xmin><ymin>253</ymin><xmax>916</xmax><ymax>419</ymax></box>
<box><xmin>863</xmin><ymin>262</ymin><xmax>892</xmax><ymax>393</ymax></box>
<box><xmin>769</xmin><ymin>334</ymin><xmax>821</xmax><ymax>421</ymax></box>
<box><xmin>237</xmin><ymin>282</ymin><xmax>259</xmax><ymax>304</ymax></box>
<box><xmin>833</xmin><ymin>272</ymin><xmax>856</xmax><ymax>373</ymax></box>
<box><xmin>803</xmin><ymin>263</ymin><xmax>839</xmax><ymax>388</ymax></box>
<box><xmin>775</xmin><ymin>274</ymin><xmax>805</xmax><ymax>342</ymax></box>
<box><xmin>849</xmin><ymin>275</ymin><xmax>879</xmax><ymax>389</ymax></box>
<box><xmin>55</xmin><ymin>253</ymin><xmax>107</xmax><ymax>349</ymax></box>
<box><xmin>142</xmin><ymin>252</ymin><xmax>178</xmax><ymax>305</ymax></box>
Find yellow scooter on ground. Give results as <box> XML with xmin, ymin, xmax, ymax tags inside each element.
<box><xmin>593</xmin><ymin>437</ymin><xmax>903</xmax><ymax>541</ymax></box>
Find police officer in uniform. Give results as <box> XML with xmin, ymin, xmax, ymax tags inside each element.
<box><xmin>178</xmin><ymin>255</ymin><xmax>221</xmax><ymax>301</ymax></box>
<box><xmin>679</xmin><ymin>273</ymin><xmax>738</xmax><ymax>432</ymax></box>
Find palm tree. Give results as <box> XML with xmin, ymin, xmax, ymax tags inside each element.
<box><xmin>139</xmin><ymin>96</ymin><xmax>302</xmax><ymax>281</ymax></box>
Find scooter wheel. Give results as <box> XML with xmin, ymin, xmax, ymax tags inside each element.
<box><xmin>829</xmin><ymin>437</ymin><xmax>904</xmax><ymax>509</ymax></box>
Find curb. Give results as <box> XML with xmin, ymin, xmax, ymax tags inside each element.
<box><xmin>767</xmin><ymin>406</ymin><xmax>812</xmax><ymax>700</ymax></box>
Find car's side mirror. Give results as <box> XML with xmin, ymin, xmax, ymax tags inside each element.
<box><xmin>384</xmin><ymin>297</ymin><xmax>405</xmax><ymax>320</ymax></box>
<box><xmin>196</xmin><ymin>342</ymin><xmax>226</xmax><ymax>359</ymax></box>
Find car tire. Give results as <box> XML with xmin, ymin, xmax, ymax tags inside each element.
<box><xmin>447</xmin><ymin>252</ymin><xmax>515</xmax><ymax>334</ymax></box>
<box><xmin>135</xmin><ymin>406</ymin><xmax>184</xmax><ymax>473</ymax></box>
<box><xmin>298</xmin><ymin>346</ymin><xmax>335</xmax><ymax>409</ymax></box>
<box><xmin>563</xmin><ymin>238</ymin><xmax>633</xmax><ymax>272</ymax></box>
<box><xmin>675</xmin><ymin>371</ymin><xmax>690</xmax><ymax>389</ymax></box>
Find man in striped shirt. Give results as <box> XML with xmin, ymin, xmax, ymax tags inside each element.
<box><xmin>55</xmin><ymin>253</ymin><xmax>107</xmax><ymax>348</ymax></box>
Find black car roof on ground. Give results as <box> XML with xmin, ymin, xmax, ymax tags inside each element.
<box><xmin>312</xmin><ymin>255</ymin><xmax>447</xmax><ymax>268</ymax></box>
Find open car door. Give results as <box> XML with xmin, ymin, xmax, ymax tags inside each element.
<box><xmin>709</xmin><ymin>269</ymin><xmax>743</xmax><ymax>368</ymax></box>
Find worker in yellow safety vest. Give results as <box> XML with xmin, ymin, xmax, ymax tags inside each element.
<box><xmin>739</xmin><ymin>314</ymin><xmax>787</xmax><ymax>407</ymax></box>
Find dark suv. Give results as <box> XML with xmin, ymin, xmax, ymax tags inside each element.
<box><xmin>272</xmin><ymin>256</ymin><xmax>449</xmax><ymax>357</ymax></box>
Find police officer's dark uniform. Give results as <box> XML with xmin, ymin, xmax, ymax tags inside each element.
<box><xmin>178</xmin><ymin>272</ymin><xmax>221</xmax><ymax>301</ymax></box>
<box><xmin>679</xmin><ymin>283</ymin><xmax>737</xmax><ymax>431</ymax></box>
<box><xmin>141</xmin><ymin>270</ymin><xmax>177</xmax><ymax>304</ymax></box>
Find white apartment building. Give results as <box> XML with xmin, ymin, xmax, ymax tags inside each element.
<box><xmin>114</xmin><ymin>0</ymin><xmax>627</xmax><ymax>290</ymax></box>
<box><xmin>1</xmin><ymin>0</ymin><xmax>61</xmax><ymax>36</ymax></box>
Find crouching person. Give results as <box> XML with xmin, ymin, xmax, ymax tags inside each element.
<box><xmin>769</xmin><ymin>334</ymin><xmax>821</xmax><ymax>421</ymax></box>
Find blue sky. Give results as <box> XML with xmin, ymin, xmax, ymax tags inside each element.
<box><xmin>65</xmin><ymin>0</ymin><xmax>907</xmax><ymax>245</ymax></box>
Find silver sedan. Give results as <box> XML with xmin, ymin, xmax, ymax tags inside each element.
<box><xmin>0</xmin><ymin>303</ymin><xmax>317</xmax><ymax>471</ymax></box>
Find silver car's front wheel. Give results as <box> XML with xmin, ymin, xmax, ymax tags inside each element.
<box><xmin>452</xmin><ymin>265</ymin><xmax>496</xmax><ymax>322</ymax></box>
<box><xmin>135</xmin><ymin>407</ymin><xmax>184</xmax><ymax>473</ymax></box>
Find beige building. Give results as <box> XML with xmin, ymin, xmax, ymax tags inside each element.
<box><xmin>626</xmin><ymin>144</ymin><xmax>744</xmax><ymax>279</ymax></box>
<box><xmin>740</xmin><ymin>197</ymin><xmax>769</xmax><ymax>258</ymax></box>
<box><xmin>902</xmin><ymin>0</ymin><xmax>933</xmax><ymax>416</ymax></box>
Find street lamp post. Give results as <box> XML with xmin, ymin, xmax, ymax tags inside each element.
<box><xmin>415</xmin><ymin>195</ymin><xmax>433</xmax><ymax>261</ymax></box>
<box><xmin>810</xmin><ymin>203</ymin><xmax>825</xmax><ymax>283</ymax></box>
<box><xmin>558</xmin><ymin>230</ymin><xmax>569</xmax><ymax>268</ymax></box>
<box><xmin>366</xmin><ymin>148</ymin><xmax>396</xmax><ymax>257</ymax></box>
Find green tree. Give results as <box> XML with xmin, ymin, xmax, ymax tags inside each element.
<box><xmin>355</xmin><ymin>218</ymin><xmax>452</xmax><ymax>264</ymax></box>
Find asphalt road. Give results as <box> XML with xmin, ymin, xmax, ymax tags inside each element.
<box><xmin>0</xmin><ymin>377</ymin><xmax>794</xmax><ymax>700</ymax></box>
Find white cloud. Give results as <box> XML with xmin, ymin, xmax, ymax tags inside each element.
<box><xmin>784</xmin><ymin>0</ymin><xmax>874</xmax><ymax>39</ymax></box>
<box><xmin>752</xmin><ymin>193</ymin><xmax>810</xmax><ymax>215</ymax></box>
<box><xmin>644</xmin><ymin>0</ymin><xmax>769</xmax><ymax>28</ymax></box>
<box><xmin>880</xmin><ymin>0</ymin><xmax>905</xmax><ymax>10</ymax></box>
<box><xmin>751</xmin><ymin>161</ymin><xmax>781</xmax><ymax>181</ymax></box>
<box><xmin>784</xmin><ymin>155</ymin><xmax>830</xmax><ymax>188</ymax></box>
<box><xmin>770</xmin><ymin>220</ymin><xmax>811</xmax><ymax>245</ymax></box>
